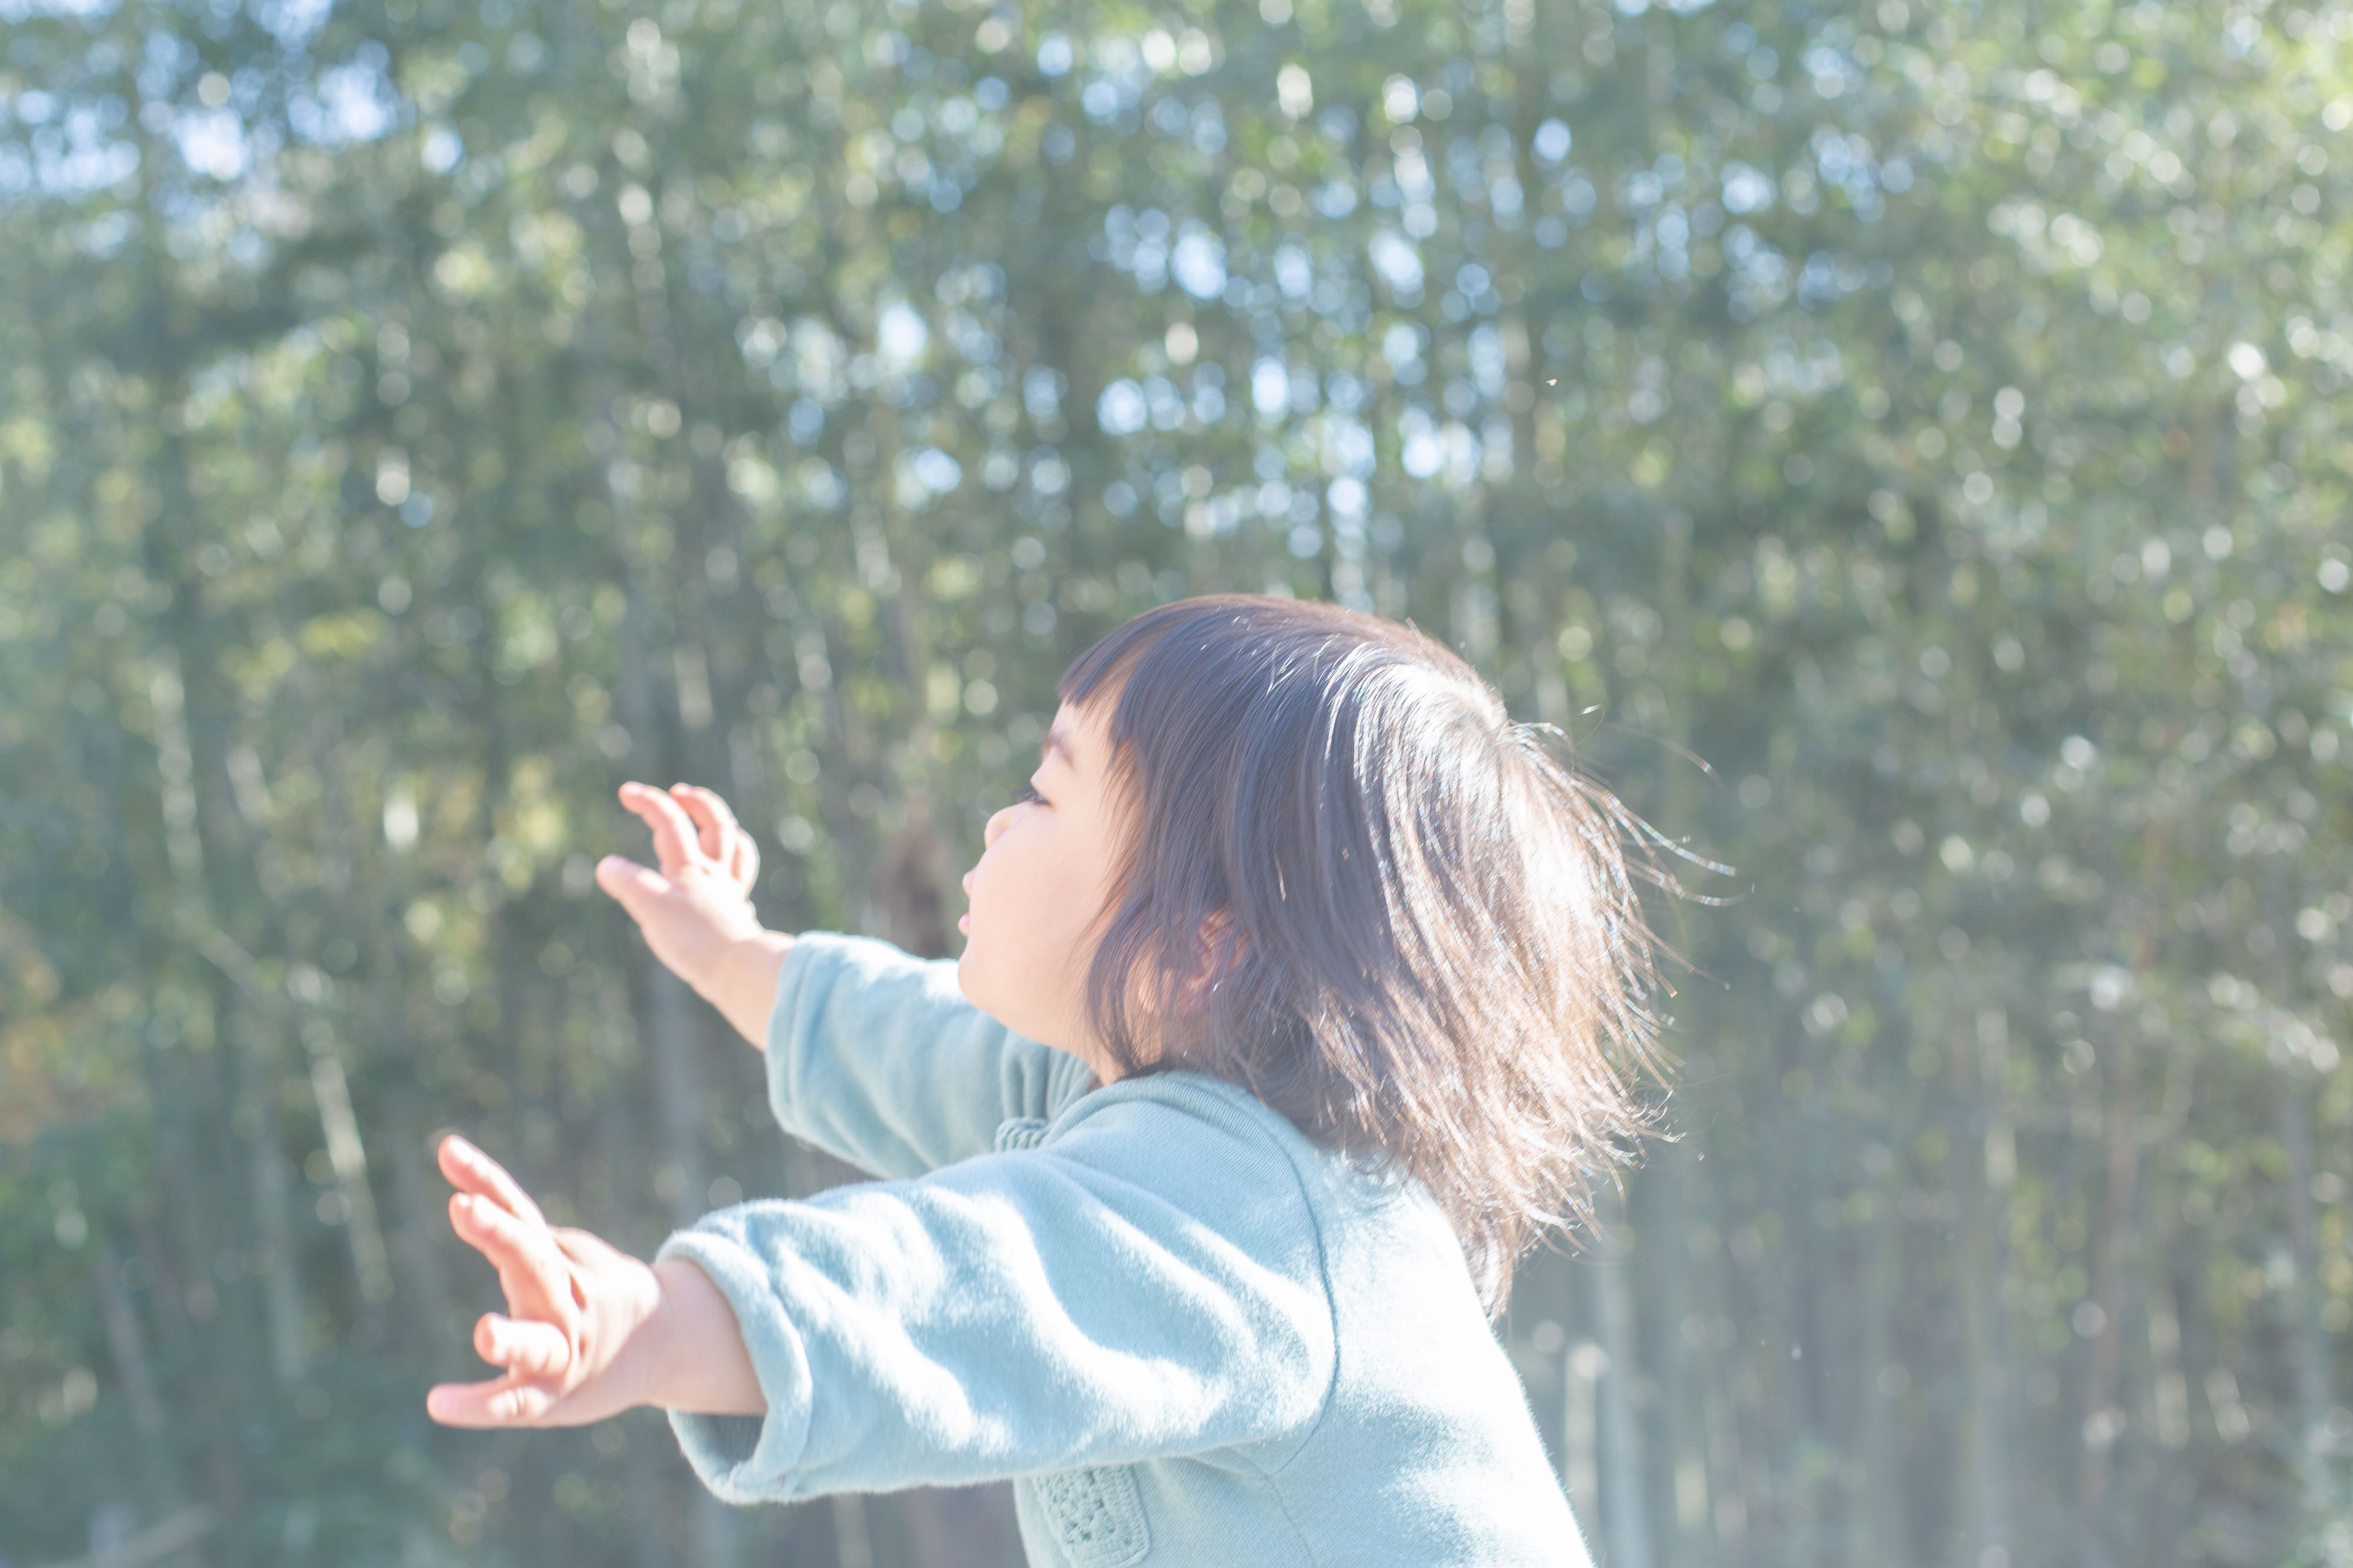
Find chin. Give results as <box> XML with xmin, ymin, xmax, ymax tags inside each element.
<box><xmin>955</xmin><ymin>955</ymin><xmax>1050</xmax><ymax>1046</ymax></box>
<box><xmin>955</xmin><ymin>950</ymin><xmax>1005</xmax><ymax>1017</ymax></box>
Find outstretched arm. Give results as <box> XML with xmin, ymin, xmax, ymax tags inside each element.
<box><xmin>598</xmin><ymin>779</ymin><xmax>1092</xmax><ymax>1176</ymax></box>
<box><xmin>425</xmin><ymin>1135</ymin><xmax>765</xmax><ymax>1427</ymax></box>
<box><xmin>595</xmin><ymin>781</ymin><xmax>795</xmax><ymax>1048</ymax></box>
<box><xmin>655</xmin><ymin>1085</ymin><xmax>1335</xmax><ymax>1501</ymax></box>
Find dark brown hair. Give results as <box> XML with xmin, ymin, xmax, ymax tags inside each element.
<box><xmin>1059</xmin><ymin>594</ymin><xmax>1666</xmax><ymax>1313</ymax></box>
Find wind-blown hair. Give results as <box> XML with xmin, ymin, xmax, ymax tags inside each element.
<box><xmin>1059</xmin><ymin>594</ymin><xmax>1666</xmax><ymax>1315</ymax></box>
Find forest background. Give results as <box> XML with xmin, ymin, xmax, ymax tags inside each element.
<box><xmin>2</xmin><ymin>0</ymin><xmax>2350</xmax><ymax>1564</ymax></box>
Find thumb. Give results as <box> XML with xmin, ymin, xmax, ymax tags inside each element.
<box><xmin>595</xmin><ymin>855</ymin><xmax>674</xmax><ymax>916</ymax></box>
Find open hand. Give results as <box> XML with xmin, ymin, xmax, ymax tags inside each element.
<box><xmin>426</xmin><ymin>1135</ymin><xmax>662</xmax><ymax>1427</ymax></box>
<box><xmin>596</xmin><ymin>783</ymin><xmax>772</xmax><ymax>1007</ymax></box>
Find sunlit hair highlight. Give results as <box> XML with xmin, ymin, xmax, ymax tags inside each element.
<box><xmin>1058</xmin><ymin>594</ymin><xmax>1668</xmax><ymax>1314</ymax></box>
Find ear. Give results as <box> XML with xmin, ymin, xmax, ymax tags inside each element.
<box><xmin>1171</xmin><ymin>911</ymin><xmax>1245</xmax><ymax>1015</ymax></box>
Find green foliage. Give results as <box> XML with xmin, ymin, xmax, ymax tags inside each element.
<box><xmin>2</xmin><ymin>0</ymin><xmax>2350</xmax><ymax>1563</ymax></box>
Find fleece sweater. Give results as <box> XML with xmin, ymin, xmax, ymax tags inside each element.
<box><xmin>656</xmin><ymin>932</ymin><xmax>1592</xmax><ymax>1568</ymax></box>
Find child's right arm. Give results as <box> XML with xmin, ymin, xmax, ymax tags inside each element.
<box><xmin>658</xmin><ymin>1082</ymin><xmax>1337</xmax><ymax>1502</ymax></box>
<box><xmin>597</xmin><ymin>783</ymin><xmax>1092</xmax><ymax>1177</ymax></box>
<box><xmin>422</xmin><ymin>1093</ymin><xmax>1338</xmax><ymax>1502</ymax></box>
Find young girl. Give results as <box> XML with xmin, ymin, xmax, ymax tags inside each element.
<box><xmin>428</xmin><ymin>594</ymin><xmax>1662</xmax><ymax>1567</ymax></box>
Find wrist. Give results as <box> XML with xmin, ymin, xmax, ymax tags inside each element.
<box><xmin>705</xmin><ymin>930</ymin><xmax>795</xmax><ymax>1047</ymax></box>
<box><xmin>637</xmin><ymin>1257</ymin><xmax>699</xmax><ymax>1411</ymax></box>
<box><xmin>646</xmin><ymin>1256</ymin><xmax>766</xmax><ymax>1415</ymax></box>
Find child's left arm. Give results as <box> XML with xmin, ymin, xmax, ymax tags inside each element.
<box><xmin>595</xmin><ymin>781</ymin><xmax>794</xmax><ymax>1049</ymax></box>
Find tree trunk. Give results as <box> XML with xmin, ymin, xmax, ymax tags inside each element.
<box><xmin>1954</xmin><ymin>1006</ymin><xmax>2014</xmax><ymax>1568</ymax></box>
<box><xmin>383</xmin><ymin>1086</ymin><xmax>464</xmax><ymax>1360</ymax></box>
<box><xmin>94</xmin><ymin>1237</ymin><xmax>181</xmax><ymax>1517</ymax></box>
<box><xmin>1562</xmin><ymin>1330</ymin><xmax>1603</xmax><ymax>1533</ymax></box>
<box><xmin>2074</xmin><ymin>1015</ymin><xmax>2139</xmax><ymax>1564</ymax></box>
<box><xmin>1851</xmin><ymin>1171</ymin><xmax>1903</xmax><ymax>1568</ymax></box>
<box><xmin>138</xmin><ymin>636</ymin><xmax>252</xmax><ymax>1542</ymax></box>
<box><xmin>2279</xmin><ymin>1083</ymin><xmax>2332</xmax><ymax>1516</ymax></box>
<box><xmin>233</xmin><ymin>1005</ymin><xmax>308</xmax><ymax>1386</ymax></box>
<box><xmin>1593</xmin><ymin>1219</ymin><xmax>1653</xmax><ymax>1568</ymax></box>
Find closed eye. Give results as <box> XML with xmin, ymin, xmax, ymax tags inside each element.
<box><xmin>1013</xmin><ymin>782</ymin><xmax>1044</xmax><ymax>806</ymax></box>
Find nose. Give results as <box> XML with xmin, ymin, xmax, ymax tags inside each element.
<box><xmin>982</xmin><ymin>805</ymin><xmax>1012</xmax><ymax>850</ymax></box>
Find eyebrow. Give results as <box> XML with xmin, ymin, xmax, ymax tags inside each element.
<box><xmin>1041</xmin><ymin>723</ymin><xmax>1074</xmax><ymax>766</ymax></box>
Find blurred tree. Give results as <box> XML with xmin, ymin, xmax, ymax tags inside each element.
<box><xmin>2</xmin><ymin>0</ymin><xmax>2349</xmax><ymax>1564</ymax></box>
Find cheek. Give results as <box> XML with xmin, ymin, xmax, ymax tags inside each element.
<box><xmin>1006</xmin><ymin>857</ymin><xmax>1088</xmax><ymax>955</ymax></box>
<box><xmin>959</xmin><ymin>843</ymin><xmax>1094</xmax><ymax>1040</ymax></box>
<box><xmin>968</xmin><ymin>837</ymin><xmax>1051</xmax><ymax>958</ymax></box>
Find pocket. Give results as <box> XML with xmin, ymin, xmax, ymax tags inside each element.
<box><xmin>1035</xmin><ymin>1464</ymin><xmax>1151</xmax><ymax>1568</ymax></box>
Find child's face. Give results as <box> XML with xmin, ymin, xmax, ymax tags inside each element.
<box><xmin>958</xmin><ymin>699</ymin><xmax>1129</xmax><ymax>1077</ymax></box>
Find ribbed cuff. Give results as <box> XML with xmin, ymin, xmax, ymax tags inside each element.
<box><xmin>655</xmin><ymin>1225</ymin><xmax>816</xmax><ymax>1504</ymax></box>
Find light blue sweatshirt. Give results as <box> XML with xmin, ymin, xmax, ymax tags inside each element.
<box><xmin>657</xmin><ymin>933</ymin><xmax>1592</xmax><ymax>1567</ymax></box>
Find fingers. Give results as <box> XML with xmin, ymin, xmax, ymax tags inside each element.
<box><xmin>426</xmin><ymin>1374</ymin><xmax>559</xmax><ymax>1427</ymax></box>
<box><xmin>674</xmin><ymin>785</ymin><xmax>759</xmax><ymax>890</ymax></box>
<box><xmin>474</xmin><ymin>1312</ymin><xmax>572</xmax><ymax>1379</ymax></box>
<box><xmin>669</xmin><ymin>783</ymin><xmax>734</xmax><ymax>862</ymax></box>
<box><xmin>436</xmin><ymin>1135</ymin><xmax>549</xmax><ymax>1230</ymax></box>
<box><xmin>618</xmin><ymin>781</ymin><xmax>703</xmax><ymax>876</ymax></box>
<box><xmin>594</xmin><ymin>853</ymin><xmax>674</xmax><ymax>916</ymax></box>
<box><xmin>448</xmin><ymin>1192</ymin><xmax>576</xmax><ymax>1324</ymax></box>
<box><xmin>448</xmin><ymin>1189</ymin><xmax>546</xmax><ymax>1267</ymax></box>
<box><xmin>618</xmin><ymin>780</ymin><xmax>761</xmax><ymax>896</ymax></box>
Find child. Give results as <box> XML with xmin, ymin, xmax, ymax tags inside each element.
<box><xmin>428</xmin><ymin>593</ymin><xmax>1662</xmax><ymax>1567</ymax></box>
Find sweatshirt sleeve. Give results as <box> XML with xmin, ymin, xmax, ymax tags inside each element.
<box><xmin>655</xmin><ymin>1079</ymin><xmax>1337</xmax><ymax>1503</ymax></box>
<box><xmin>766</xmin><ymin>932</ymin><xmax>1100</xmax><ymax>1179</ymax></box>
